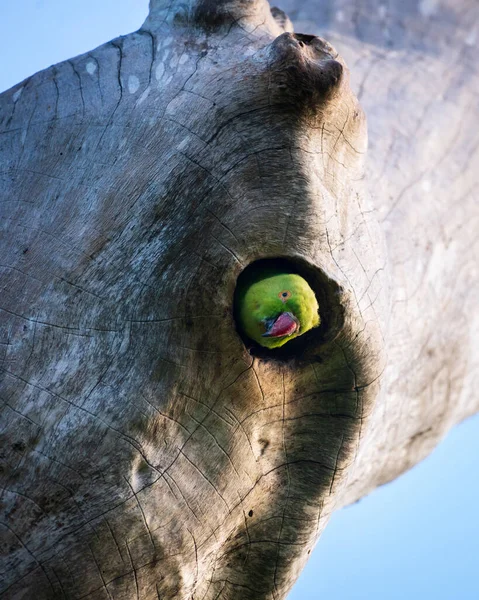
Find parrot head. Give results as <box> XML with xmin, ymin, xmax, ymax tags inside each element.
<box><xmin>237</xmin><ymin>272</ymin><xmax>320</xmax><ymax>349</ymax></box>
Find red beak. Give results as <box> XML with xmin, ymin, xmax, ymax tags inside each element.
<box><xmin>262</xmin><ymin>312</ymin><xmax>300</xmax><ymax>338</ymax></box>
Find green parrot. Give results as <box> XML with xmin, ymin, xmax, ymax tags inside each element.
<box><xmin>237</xmin><ymin>271</ymin><xmax>320</xmax><ymax>349</ymax></box>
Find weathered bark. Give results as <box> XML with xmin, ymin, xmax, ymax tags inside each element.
<box><xmin>0</xmin><ymin>1</ymin><xmax>477</xmax><ymax>599</ymax></box>
<box><xmin>281</xmin><ymin>0</ymin><xmax>479</xmax><ymax>505</ymax></box>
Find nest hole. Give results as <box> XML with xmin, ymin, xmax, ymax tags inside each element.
<box><xmin>233</xmin><ymin>257</ymin><xmax>345</xmax><ymax>362</ymax></box>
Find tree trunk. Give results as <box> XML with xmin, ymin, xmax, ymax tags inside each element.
<box><xmin>0</xmin><ymin>0</ymin><xmax>477</xmax><ymax>598</ymax></box>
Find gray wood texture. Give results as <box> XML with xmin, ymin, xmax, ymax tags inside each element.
<box><xmin>0</xmin><ymin>0</ymin><xmax>477</xmax><ymax>598</ymax></box>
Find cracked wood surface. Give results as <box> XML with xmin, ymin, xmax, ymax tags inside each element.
<box><xmin>279</xmin><ymin>0</ymin><xmax>479</xmax><ymax>506</ymax></box>
<box><xmin>0</xmin><ymin>0</ymin><xmax>478</xmax><ymax>598</ymax></box>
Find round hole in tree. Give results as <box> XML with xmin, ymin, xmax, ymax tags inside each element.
<box><xmin>233</xmin><ymin>256</ymin><xmax>344</xmax><ymax>362</ymax></box>
<box><xmin>248</xmin><ymin>510</ymin><xmax>253</xmax><ymax>517</ymax></box>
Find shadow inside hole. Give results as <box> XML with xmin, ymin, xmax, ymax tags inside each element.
<box><xmin>294</xmin><ymin>33</ymin><xmax>317</xmax><ymax>46</ymax></box>
<box><xmin>233</xmin><ymin>256</ymin><xmax>345</xmax><ymax>362</ymax></box>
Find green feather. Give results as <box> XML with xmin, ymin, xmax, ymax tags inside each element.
<box><xmin>237</xmin><ymin>271</ymin><xmax>320</xmax><ymax>348</ymax></box>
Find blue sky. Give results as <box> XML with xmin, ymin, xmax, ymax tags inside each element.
<box><xmin>292</xmin><ymin>415</ymin><xmax>479</xmax><ymax>599</ymax></box>
<box><xmin>1</xmin><ymin>2</ymin><xmax>478</xmax><ymax>599</ymax></box>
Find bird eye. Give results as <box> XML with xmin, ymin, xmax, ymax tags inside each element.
<box><xmin>279</xmin><ymin>290</ymin><xmax>292</xmax><ymax>302</ymax></box>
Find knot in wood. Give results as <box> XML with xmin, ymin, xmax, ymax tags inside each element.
<box><xmin>269</xmin><ymin>32</ymin><xmax>344</xmax><ymax>105</ymax></box>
